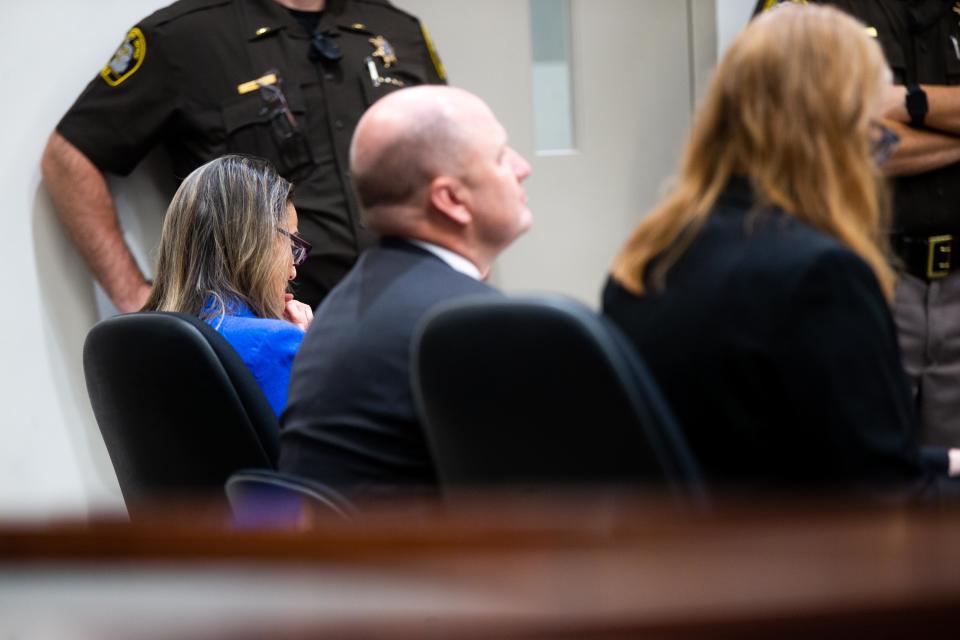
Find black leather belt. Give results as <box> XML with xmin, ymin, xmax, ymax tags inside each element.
<box><xmin>890</xmin><ymin>234</ymin><xmax>955</xmax><ymax>280</ymax></box>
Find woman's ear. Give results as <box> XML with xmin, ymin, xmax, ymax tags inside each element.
<box><xmin>429</xmin><ymin>176</ymin><xmax>472</xmax><ymax>226</ymax></box>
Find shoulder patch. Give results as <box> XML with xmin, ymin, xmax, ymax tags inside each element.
<box><xmin>100</xmin><ymin>27</ymin><xmax>146</xmax><ymax>87</ymax></box>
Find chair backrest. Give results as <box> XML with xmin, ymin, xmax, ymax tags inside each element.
<box><xmin>412</xmin><ymin>295</ymin><xmax>705</xmax><ymax>501</ymax></box>
<box><xmin>226</xmin><ymin>469</ymin><xmax>356</xmax><ymax>526</ymax></box>
<box><xmin>83</xmin><ymin>312</ymin><xmax>279</xmax><ymax>505</ymax></box>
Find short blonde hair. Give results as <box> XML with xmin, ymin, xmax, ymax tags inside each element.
<box><xmin>144</xmin><ymin>155</ymin><xmax>293</xmax><ymax>319</ymax></box>
<box><xmin>612</xmin><ymin>3</ymin><xmax>894</xmax><ymax>298</ymax></box>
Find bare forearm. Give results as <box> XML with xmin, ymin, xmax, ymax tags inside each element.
<box><xmin>41</xmin><ymin>132</ymin><xmax>150</xmax><ymax>312</ymax></box>
<box><xmin>884</xmin><ymin>84</ymin><xmax>960</xmax><ymax>136</ymax></box>
<box><xmin>881</xmin><ymin>119</ymin><xmax>960</xmax><ymax>177</ymax></box>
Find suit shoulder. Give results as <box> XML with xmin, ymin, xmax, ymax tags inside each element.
<box><xmin>764</xmin><ymin>225</ymin><xmax>853</xmax><ymax>284</ymax></box>
<box><xmin>440</xmin><ymin>272</ymin><xmax>498</xmax><ymax>302</ymax></box>
<box><xmin>140</xmin><ymin>0</ymin><xmax>232</xmax><ymax>29</ymax></box>
<box><xmin>803</xmin><ymin>242</ymin><xmax>877</xmax><ymax>283</ymax></box>
<box><xmin>768</xmin><ymin>235</ymin><xmax>884</xmax><ymax>319</ymax></box>
<box><xmin>778</xmin><ymin>215</ymin><xmax>845</xmax><ymax>252</ymax></box>
<box><xmin>706</xmin><ymin>205</ymin><xmax>853</xmax><ymax>289</ymax></box>
<box><xmin>399</xmin><ymin>254</ymin><xmax>495</xmax><ymax>298</ymax></box>
<box><xmin>746</xmin><ymin>207</ymin><xmax>846</xmax><ymax>258</ymax></box>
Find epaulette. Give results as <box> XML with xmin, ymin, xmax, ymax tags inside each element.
<box><xmin>140</xmin><ymin>0</ymin><xmax>233</xmax><ymax>29</ymax></box>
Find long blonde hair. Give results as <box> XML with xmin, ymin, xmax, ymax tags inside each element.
<box><xmin>612</xmin><ymin>3</ymin><xmax>895</xmax><ymax>299</ymax></box>
<box><xmin>143</xmin><ymin>155</ymin><xmax>293</xmax><ymax>319</ymax></box>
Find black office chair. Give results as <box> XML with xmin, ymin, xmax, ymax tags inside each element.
<box><xmin>226</xmin><ymin>469</ymin><xmax>356</xmax><ymax>526</ymax></box>
<box><xmin>83</xmin><ymin>312</ymin><xmax>279</xmax><ymax>506</ymax></box>
<box><xmin>412</xmin><ymin>295</ymin><xmax>705</xmax><ymax>502</ymax></box>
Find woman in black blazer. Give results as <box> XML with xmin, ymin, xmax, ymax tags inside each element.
<box><xmin>603</xmin><ymin>4</ymin><xmax>955</xmax><ymax>492</ymax></box>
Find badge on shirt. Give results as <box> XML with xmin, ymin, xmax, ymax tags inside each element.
<box><xmin>100</xmin><ymin>27</ymin><xmax>146</xmax><ymax>87</ymax></box>
<box><xmin>369</xmin><ymin>35</ymin><xmax>397</xmax><ymax>69</ymax></box>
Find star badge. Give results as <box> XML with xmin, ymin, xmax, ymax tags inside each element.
<box><xmin>369</xmin><ymin>35</ymin><xmax>397</xmax><ymax>69</ymax></box>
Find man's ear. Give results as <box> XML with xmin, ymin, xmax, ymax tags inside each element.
<box><xmin>429</xmin><ymin>176</ymin><xmax>472</xmax><ymax>226</ymax></box>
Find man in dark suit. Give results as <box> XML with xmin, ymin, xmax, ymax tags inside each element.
<box><xmin>279</xmin><ymin>86</ymin><xmax>532</xmax><ymax>493</ymax></box>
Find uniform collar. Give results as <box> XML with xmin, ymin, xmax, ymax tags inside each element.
<box><xmin>242</xmin><ymin>0</ymin><xmax>352</xmax><ymax>40</ymax></box>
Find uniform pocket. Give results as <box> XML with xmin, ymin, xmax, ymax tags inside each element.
<box><xmin>220</xmin><ymin>82</ymin><xmax>314</xmax><ymax>181</ymax></box>
<box><xmin>882</xmin><ymin>39</ymin><xmax>908</xmax><ymax>85</ymax></box>
<box><xmin>945</xmin><ymin>29</ymin><xmax>960</xmax><ymax>82</ymax></box>
<box><xmin>359</xmin><ymin>61</ymin><xmax>428</xmax><ymax>106</ymax></box>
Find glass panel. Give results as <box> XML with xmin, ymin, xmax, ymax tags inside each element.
<box><xmin>530</xmin><ymin>0</ymin><xmax>576</xmax><ymax>153</ymax></box>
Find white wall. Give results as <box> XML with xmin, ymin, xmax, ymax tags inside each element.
<box><xmin>716</xmin><ymin>0</ymin><xmax>757</xmax><ymax>56</ymax></box>
<box><xmin>0</xmin><ymin>1</ymin><xmax>751</xmax><ymax>519</ymax></box>
<box><xmin>0</xmin><ymin>1</ymin><xmax>181</xmax><ymax>518</ymax></box>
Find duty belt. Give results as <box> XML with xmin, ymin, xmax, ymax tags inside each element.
<box><xmin>890</xmin><ymin>234</ymin><xmax>955</xmax><ymax>280</ymax></box>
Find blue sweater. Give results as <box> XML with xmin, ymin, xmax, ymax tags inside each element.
<box><xmin>205</xmin><ymin>303</ymin><xmax>304</xmax><ymax>417</ymax></box>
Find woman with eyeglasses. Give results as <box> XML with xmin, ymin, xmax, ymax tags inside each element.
<box><xmin>603</xmin><ymin>4</ymin><xmax>957</xmax><ymax>491</ymax></box>
<box><xmin>143</xmin><ymin>154</ymin><xmax>313</xmax><ymax>416</ymax></box>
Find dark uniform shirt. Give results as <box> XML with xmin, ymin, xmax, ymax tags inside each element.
<box><xmin>756</xmin><ymin>0</ymin><xmax>960</xmax><ymax>236</ymax></box>
<box><xmin>57</xmin><ymin>0</ymin><xmax>446</xmax><ymax>306</ymax></box>
<box><xmin>831</xmin><ymin>0</ymin><xmax>960</xmax><ymax>236</ymax></box>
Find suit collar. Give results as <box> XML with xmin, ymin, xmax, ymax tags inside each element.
<box><xmin>406</xmin><ymin>239</ymin><xmax>482</xmax><ymax>280</ymax></box>
<box><xmin>378</xmin><ymin>236</ymin><xmax>469</xmax><ymax>271</ymax></box>
<box><xmin>716</xmin><ymin>175</ymin><xmax>755</xmax><ymax>209</ymax></box>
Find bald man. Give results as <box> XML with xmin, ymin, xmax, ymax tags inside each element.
<box><xmin>279</xmin><ymin>86</ymin><xmax>532</xmax><ymax>493</ymax></box>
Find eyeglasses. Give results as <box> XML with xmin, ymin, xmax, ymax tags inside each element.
<box><xmin>869</xmin><ymin>120</ymin><xmax>900</xmax><ymax>167</ymax></box>
<box><xmin>278</xmin><ymin>228</ymin><xmax>312</xmax><ymax>266</ymax></box>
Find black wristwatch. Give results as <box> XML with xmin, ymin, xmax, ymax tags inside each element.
<box><xmin>906</xmin><ymin>84</ymin><xmax>928</xmax><ymax>128</ymax></box>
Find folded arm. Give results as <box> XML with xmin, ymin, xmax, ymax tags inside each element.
<box><xmin>880</xmin><ymin>119</ymin><xmax>960</xmax><ymax>177</ymax></box>
<box><xmin>884</xmin><ymin>84</ymin><xmax>960</xmax><ymax>136</ymax></box>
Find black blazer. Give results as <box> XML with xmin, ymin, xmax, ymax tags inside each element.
<box><xmin>279</xmin><ymin>238</ymin><xmax>498</xmax><ymax>491</ymax></box>
<box><xmin>603</xmin><ymin>178</ymin><xmax>940</xmax><ymax>491</ymax></box>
